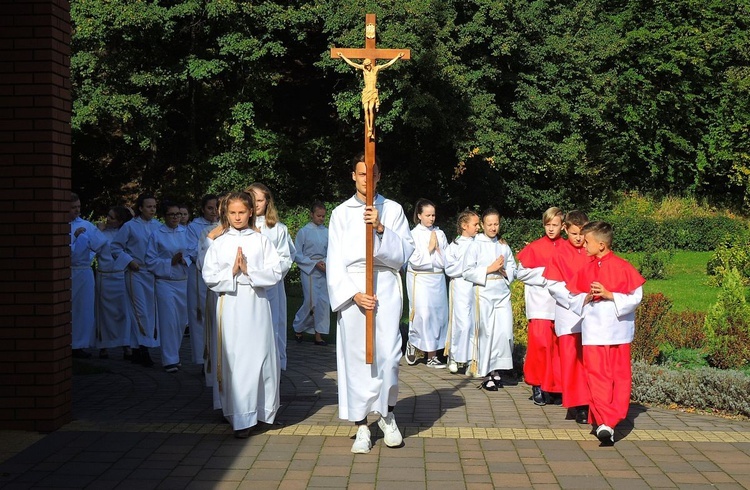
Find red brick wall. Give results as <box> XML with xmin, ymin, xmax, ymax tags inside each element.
<box><xmin>0</xmin><ymin>0</ymin><xmax>73</xmax><ymax>431</ymax></box>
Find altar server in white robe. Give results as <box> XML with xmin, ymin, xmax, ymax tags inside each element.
<box><xmin>327</xmin><ymin>153</ymin><xmax>415</xmax><ymax>454</ymax></box>
<box><xmin>405</xmin><ymin>198</ymin><xmax>449</xmax><ymax>368</ymax></box>
<box><xmin>95</xmin><ymin>206</ymin><xmax>134</xmax><ymax>359</ymax></box>
<box><xmin>111</xmin><ymin>194</ymin><xmax>162</xmax><ymax>366</ymax></box>
<box><xmin>443</xmin><ymin>209</ymin><xmax>480</xmax><ymax>374</ymax></box>
<box><xmin>462</xmin><ymin>208</ymin><xmax>517</xmax><ymax>391</ymax></box>
<box><xmin>186</xmin><ymin>194</ymin><xmax>219</xmax><ymax>367</ymax></box>
<box><xmin>202</xmin><ymin>191</ymin><xmax>282</xmax><ymax>438</ymax></box>
<box><xmin>70</xmin><ymin>193</ymin><xmax>107</xmax><ymax>358</ymax></box>
<box><xmin>292</xmin><ymin>201</ymin><xmax>330</xmax><ymax>345</ymax></box>
<box><xmin>246</xmin><ymin>183</ymin><xmax>296</xmax><ymax>371</ymax></box>
<box><xmin>146</xmin><ymin>203</ymin><xmax>191</xmax><ymax>372</ymax></box>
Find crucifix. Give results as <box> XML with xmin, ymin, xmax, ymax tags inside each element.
<box><xmin>331</xmin><ymin>14</ymin><xmax>410</xmax><ymax>364</ymax></box>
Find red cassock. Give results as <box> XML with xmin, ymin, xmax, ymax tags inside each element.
<box><xmin>543</xmin><ymin>241</ymin><xmax>593</xmax><ymax>408</ymax></box>
<box><xmin>569</xmin><ymin>252</ymin><xmax>645</xmax><ymax>429</ymax></box>
<box><xmin>517</xmin><ymin>236</ymin><xmax>561</xmax><ymax>391</ymax></box>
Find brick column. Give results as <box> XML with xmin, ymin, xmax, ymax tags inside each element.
<box><xmin>0</xmin><ymin>0</ymin><xmax>73</xmax><ymax>431</ymax></box>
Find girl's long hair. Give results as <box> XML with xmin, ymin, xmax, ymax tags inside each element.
<box><xmin>245</xmin><ymin>182</ymin><xmax>278</xmax><ymax>228</ymax></box>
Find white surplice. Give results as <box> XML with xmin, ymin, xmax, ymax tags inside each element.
<box><xmin>292</xmin><ymin>222</ymin><xmax>330</xmax><ymax>335</ymax></box>
<box><xmin>406</xmin><ymin>224</ymin><xmax>449</xmax><ymax>352</ymax></box>
<box><xmin>95</xmin><ymin>227</ymin><xmax>134</xmax><ymax>349</ymax></box>
<box><xmin>111</xmin><ymin>216</ymin><xmax>162</xmax><ymax>348</ymax></box>
<box><xmin>202</xmin><ymin>227</ymin><xmax>282</xmax><ymax>430</ymax></box>
<box><xmin>145</xmin><ymin>224</ymin><xmax>191</xmax><ymax>367</ymax></box>
<box><xmin>256</xmin><ymin>215</ymin><xmax>296</xmax><ymax>371</ymax></box>
<box><xmin>444</xmin><ymin>235</ymin><xmax>475</xmax><ymax>363</ymax></box>
<box><xmin>462</xmin><ymin>234</ymin><xmax>517</xmax><ymax>375</ymax></box>
<box><xmin>327</xmin><ymin>194</ymin><xmax>415</xmax><ymax>422</ymax></box>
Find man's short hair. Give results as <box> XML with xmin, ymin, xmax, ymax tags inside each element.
<box><xmin>351</xmin><ymin>152</ymin><xmax>382</xmax><ymax>173</ymax></box>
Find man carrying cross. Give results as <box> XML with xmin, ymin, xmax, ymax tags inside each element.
<box><xmin>326</xmin><ymin>153</ymin><xmax>414</xmax><ymax>453</ymax></box>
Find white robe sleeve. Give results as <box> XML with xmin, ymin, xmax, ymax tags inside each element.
<box><xmin>515</xmin><ymin>264</ymin><xmax>546</xmax><ymax>286</ymax></box>
<box><xmin>110</xmin><ymin>224</ymin><xmax>135</xmax><ymax>265</ymax></box>
<box><xmin>462</xmin><ymin>242</ymin><xmax>487</xmax><ymax>286</ymax></box>
<box><xmin>145</xmin><ymin>233</ymin><xmax>175</xmax><ymax>279</ymax></box>
<box><xmin>613</xmin><ymin>286</ymin><xmax>643</xmax><ymax>317</ymax></box>
<box><xmin>373</xmin><ymin>210</ymin><xmax>415</xmax><ymax>270</ymax></box>
<box><xmin>275</xmin><ymin>224</ymin><xmax>295</xmax><ymax>277</ymax></box>
<box><xmin>247</xmin><ymin>236</ymin><xmax>283</xmax><ymax>289</ymax></box>
<box><xmin>202</xmin><ymin>239</ymin><xmax>238</xmax><ymax>293</ymax></box>
<box><xmin>502</xmin><ymin>245</ymin><xmax>517</xmax><ymax>286</ymax></box>
<box><xmin>326</xmin><ymin>208</ymin><xmax>361</xmax><ymax>312</ymax></box>
<box><xmin>548</xmin><ymin>280</ymin><xmax>572</xmax><ymax>308</ymax></box>
<box><xmin>293</xmin><ymin>227</ymin><xmax>317</xmax><ymax>275</ymax></box>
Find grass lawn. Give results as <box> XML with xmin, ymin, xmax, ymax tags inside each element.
<box><xmin>623</xmin><ymin>251</ymin><xmax>720</xmax><ymax>312</ymax></box>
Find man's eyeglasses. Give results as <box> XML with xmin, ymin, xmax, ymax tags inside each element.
<box><xmin>165</xmin><ymin>213</ymin><xmax>181</xmax><ymax>218</ymax></box>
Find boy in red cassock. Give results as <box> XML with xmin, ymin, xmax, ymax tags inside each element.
<box><xmin>567</xmin><ymin>221</ymin><xmax>645</xmax><ymax>444</ymax></box>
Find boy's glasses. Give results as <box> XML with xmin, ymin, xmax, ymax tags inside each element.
<box><xmin>165</xmin><ymin>213</ymin><xmax>181</xmax><ymax>217</ymax></box>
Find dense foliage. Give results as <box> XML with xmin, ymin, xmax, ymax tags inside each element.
<box><xmin>71</xmin><ymin>0</ymin><xmax>750</xmax><ymax>218</ymax></box>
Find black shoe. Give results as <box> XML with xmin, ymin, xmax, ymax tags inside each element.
<box><xmin>532</xmin><ymin>386</ymin><xmax>546</xmax><ymax>406</ymax></box>
<box><xmin>481</xmin><ymin>379</ymin><xmax>499</xmax><ymax>392</ymax></box>
<box><xmin>72</xmin><ymin>349</ymin><xmax>92</xmax><ymax>359</ymax></box>
<box><xmin>295</xmin><ymin>333</ymin><xmax>303</xmax><ymax>343</ymax></box>
<box><xmin>139</xmin><ymin>347</ymin><xmax>154</xmax><ymax>367</ymax></box>
<box><xmin>234</xmin><ymin>428</ymin><xmax>251</xmax><ymax>439</ymax></box>
<box><xmin>491</xmin><ymin>372</ymin><xmax>504</xmax><ymax>388</ymax></box>
<box><xmin>576</xmin><ymin>406</ymin><xmax>589</xmax><ymax>425</ymax></box>
<box><xmin>542</xmin><ymin>390</ymin><xmax>554</xmax><ymax>405</ymax></box>
<box><xmin>552</xmin><ymin>393</ymin><xmax>563</xmax><ymax>406</ymax></box>
<box><xmin>314</xmin><ymin>339</ymin><xmax>328</xmax><ymax>346</ymax></box>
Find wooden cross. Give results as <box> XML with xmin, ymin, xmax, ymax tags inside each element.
<box><xmin>331</xmin><ymin>14</ymin><xmax>410</xmax><ymax>364</ymax></box>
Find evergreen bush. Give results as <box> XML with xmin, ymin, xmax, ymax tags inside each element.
<box><xmin>632</xmin><ymin>361</ymin><xmax>750</xmax><ymax>418</ymax></box>
<box><xmin>706</xmin><ymin>238</ymin><xmax>750</xmax><ymax>286</ymax></box>
<box><xmin>637</xmin><ymin>248</ymin><xmax>674</xmax><ymax>280</ymax></box>
<box><xmin>660</xmin><ymin>310</ymin><xmax>706</xmax><ymax>350</ymax></box>
<box><xmin>704</xmin><ymin>268</ymin><xmax>750</xmax><ymax>369</ymax></box>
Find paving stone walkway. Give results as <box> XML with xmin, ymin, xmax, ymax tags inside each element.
<box><xmin>1</xmin><ymin>339</ymin><xmax>749</xmax><ymax>489</ymax></box>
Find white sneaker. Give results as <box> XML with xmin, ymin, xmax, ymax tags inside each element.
<box><xmin>351</xmin><ymin>425</ymin><xmax>372</xmax><ymax>453</ymax></box>
<box><xmin>447</xmin><ymin>357</ymin><xmax>458</xmax><ymax>373</ymax></box>
<box><xmin>426</xmin><ymin>356</ymin><xmax>447</xmax><ymax>369</ymax></box>
<box><xmin>596</xmin><ymin>424</ymin><xmax>614</xmax><ymax>443</ymax></box>
<box><xmin>404</xmin><ymin>342</ymin><xmax>417</xmax><ymax>365</ymax></box>
<box><xmin>378</xmin><ymin>412</ymin><xmax>403</xmax><ymax>447</ymax></box>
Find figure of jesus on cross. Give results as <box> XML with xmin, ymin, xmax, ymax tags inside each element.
<box><xmin>337</xmin><ymin>51</ymin><xmax>404</xmax><ymax>139</ymax></box>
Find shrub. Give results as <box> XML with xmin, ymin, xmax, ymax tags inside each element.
<box><xmin>660</xmin><ymin>310</ymin><xmax>706</xmax><ymax>350</ymax></box>
<box><xmin>658</xmin><ymin>346</ymin><xmax>709</xmax><ymax>369</ymax></box>
<box><xmin>706</xmin><ymin>238</ymin><xmax>750</xmax><ymax>286</ymax></box>
<box><xmin>637</xmin><ymin>248</ymin><xmax>674</xmax><ymax>280</ymax></box>
<box><xmin>633</xmin><ymin>293</ymin><xmax>673</xmax><ymax>364</ymax></box>
<box><xmin>632</xmin><ymin>361</ymin><xmax>750</xmax><ymax>417</ymax></box>
<box><xmin>704</xmin><ymin>268</ymin><xmax>750</xmax><ymax>369</ymax></box>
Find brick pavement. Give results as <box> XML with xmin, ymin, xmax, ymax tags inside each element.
<box><xmin>1</xmin><ymin>340</ymin><xmax>749</xmax><ymax>489</ymax></box>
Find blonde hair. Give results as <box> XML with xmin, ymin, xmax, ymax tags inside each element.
<box><xmin>542</xmin><ymin>207</ymin><xmax>563</xmax><ymax>225</ymax></box>
<box><xmin>456</xmin><ymin>208</ymin><xmax>479</xmax><ymax>236</ymax></box>
<box><xmin>219</xmin><ymin>192</ymin><xmax>256</xmax><ymax>231</ymax></box>
<box><xmin>245</xmin><ymin>182</ymin><xmax>279</xmax><ymax>228</ymax></box>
